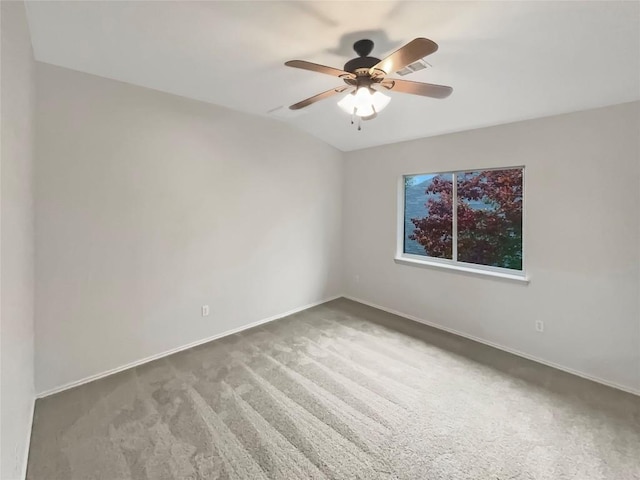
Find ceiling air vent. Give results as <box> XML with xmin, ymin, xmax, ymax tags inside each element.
<box><xmin>396</xmin><ymin>59</ymin><xmax>431</xmax><ymax>76</ymax></box>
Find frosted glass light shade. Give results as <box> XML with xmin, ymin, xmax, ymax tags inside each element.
<box><xmin>338</xmin><ymin>87</ymin><xmax>391</xmax><ymax>118</ymax></box>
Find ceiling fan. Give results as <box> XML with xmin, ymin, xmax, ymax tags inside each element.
<box><xmin>285</xmin><ymin>38</ymin><xmax>452</xmax><ymax>124</ymax></box>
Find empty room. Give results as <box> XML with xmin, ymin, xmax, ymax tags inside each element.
<box><xmin>1</xmin><ymin>1</ymin><xmax>639</xmax><ymax>479</ymax></box>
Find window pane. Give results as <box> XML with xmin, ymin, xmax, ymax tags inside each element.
<box><xmin>457</xmin><ymin>169</ymin><xmax>523</xmax><ymax>270</ymax></box>
<box><xmin>404</xmin><ymin>173</ymin><xmax>453</xmax><ymax>259</ymax></box>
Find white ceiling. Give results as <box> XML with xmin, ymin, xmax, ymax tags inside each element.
<box><xmin>25</xmin><ymin>1</ymin><xmax>640</xmax><ymax>152</ymax></box>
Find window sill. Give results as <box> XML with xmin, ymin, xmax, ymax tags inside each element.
<box><xmin>394</xmin><ymin>256</ymin><xmax>530</xmax><ymax>284</ymax></box>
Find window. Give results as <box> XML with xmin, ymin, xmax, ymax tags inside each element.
<box><xmin>399</xmin><ymin>167</ymin><xmax>524</xmax><ymax>278</ymax></box>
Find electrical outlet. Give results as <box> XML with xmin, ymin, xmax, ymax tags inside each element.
<box><xmin>535</xmin><ymin>320</ymin><xmax>544</xmax><ymax>332</ymax></box>
<box><xmin>202</xmin><ymin>305</ymin><xmax>210</xmax><ymax>317</ymax></box>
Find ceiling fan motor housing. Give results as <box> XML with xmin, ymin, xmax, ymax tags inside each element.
<box><xmin>344</xmin><ymin>56</ymin><xmax>380</xmax><ymax>73</ymax></box>
<box><xmin>344</xmin><ymin>39</ymin><xmax>380</xmax><ymax>74</ymax></box>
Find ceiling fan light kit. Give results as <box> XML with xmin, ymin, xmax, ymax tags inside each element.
<box><xmin>337</xmin><ymin>86</ymin><xmax>391</xmax><ymax>119</ymax></box>
<box><xmin>285</xmin><ymin>37</ymin><xmax>452</xmax><ymax>129</ymax></box>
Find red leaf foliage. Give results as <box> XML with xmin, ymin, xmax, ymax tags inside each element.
<box><xmin>409</xmin><ymin>169</ymin><xmax>523</xmax><ymax>269</ymax></box>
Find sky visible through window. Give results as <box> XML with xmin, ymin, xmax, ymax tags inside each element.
<box><xmin>404</xmin><ymin>174</ymin><xmax>444</xmax><ymax>256</ymax></box>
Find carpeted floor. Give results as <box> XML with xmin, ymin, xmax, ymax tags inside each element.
<box><xmin>27</xmin><ymin>298</ymin><xmax>640</xmax><ymax>479</ymax></box>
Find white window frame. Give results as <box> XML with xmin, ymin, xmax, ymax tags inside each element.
<box><xmin>395</xmin><ymin>166</ymin><xmax>529</xmax><ymax>283</ymax></box>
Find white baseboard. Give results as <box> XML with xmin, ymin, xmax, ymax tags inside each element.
<box><xmin>21</xmin><ymin>396</ymin><xmax>35</xmax><ymax>480</ymax></box>
<box><xmin>36</xmin><ymin>295</ymin><xmax>341</xmax><ymax>398</ymax></box>
<box><xmin>343</xmin><ymin>295</ymin><xmax>640</xmax><ymax>397</ymax></box>
<box><xmin>36</xmin><ymin>293</ymin><xmax>640</xmax><ymax>399</ymax></box>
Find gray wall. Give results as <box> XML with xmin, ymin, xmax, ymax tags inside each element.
<box><xmin>343</xmin><ymin>102</ymin><xmax>640</xmax><ymax>393</ymax></box>
<box><xmin>35</xmin><ymin>64</ymin><xmax>344</xmax><ymax>394</ymax></box>
<box><xmin>27</xmin><ymin>54</ymin><xmax>640</xmax><ymax>401</ymax></box>
<box><xmin>1</xmin><ymin>2</ymin><xmax>36</xmax><ymax>478</ymax></box>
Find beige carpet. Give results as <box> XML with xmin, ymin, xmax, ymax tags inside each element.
<box><xmin>27</xmin><ymin>298</ymin><xmax>640</xmax><ymax>479</ymax></box>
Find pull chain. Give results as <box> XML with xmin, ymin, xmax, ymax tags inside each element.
<box><xmin>349</xmin><ymin>108</ymin><xmax>363</xmax><ymax>131</ymax></box>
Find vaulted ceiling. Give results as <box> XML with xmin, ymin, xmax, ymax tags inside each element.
<box><xmin>25</xmin><ymin>1</ymin><xmax>640</xmax><ymax>151</ymax></box>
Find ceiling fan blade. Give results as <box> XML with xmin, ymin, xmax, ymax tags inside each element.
<box><xmin>285</xmin><ymin>60</ymin><xmax>356</xmax><ymax>79</ymax></box>
<box><xmin>379</xmin><ymin>78</ymin><xmax>452</xmax><ymax>99</ymax></box>
<box><xmin>370</xmin><ymin>38</ymin><xmax>438</xmax><ymax>77</ymax></box>
<box><xmin>289</xmin><ymin>86</ymin><xmax>352</xmax><ymax>110</ymax></box>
